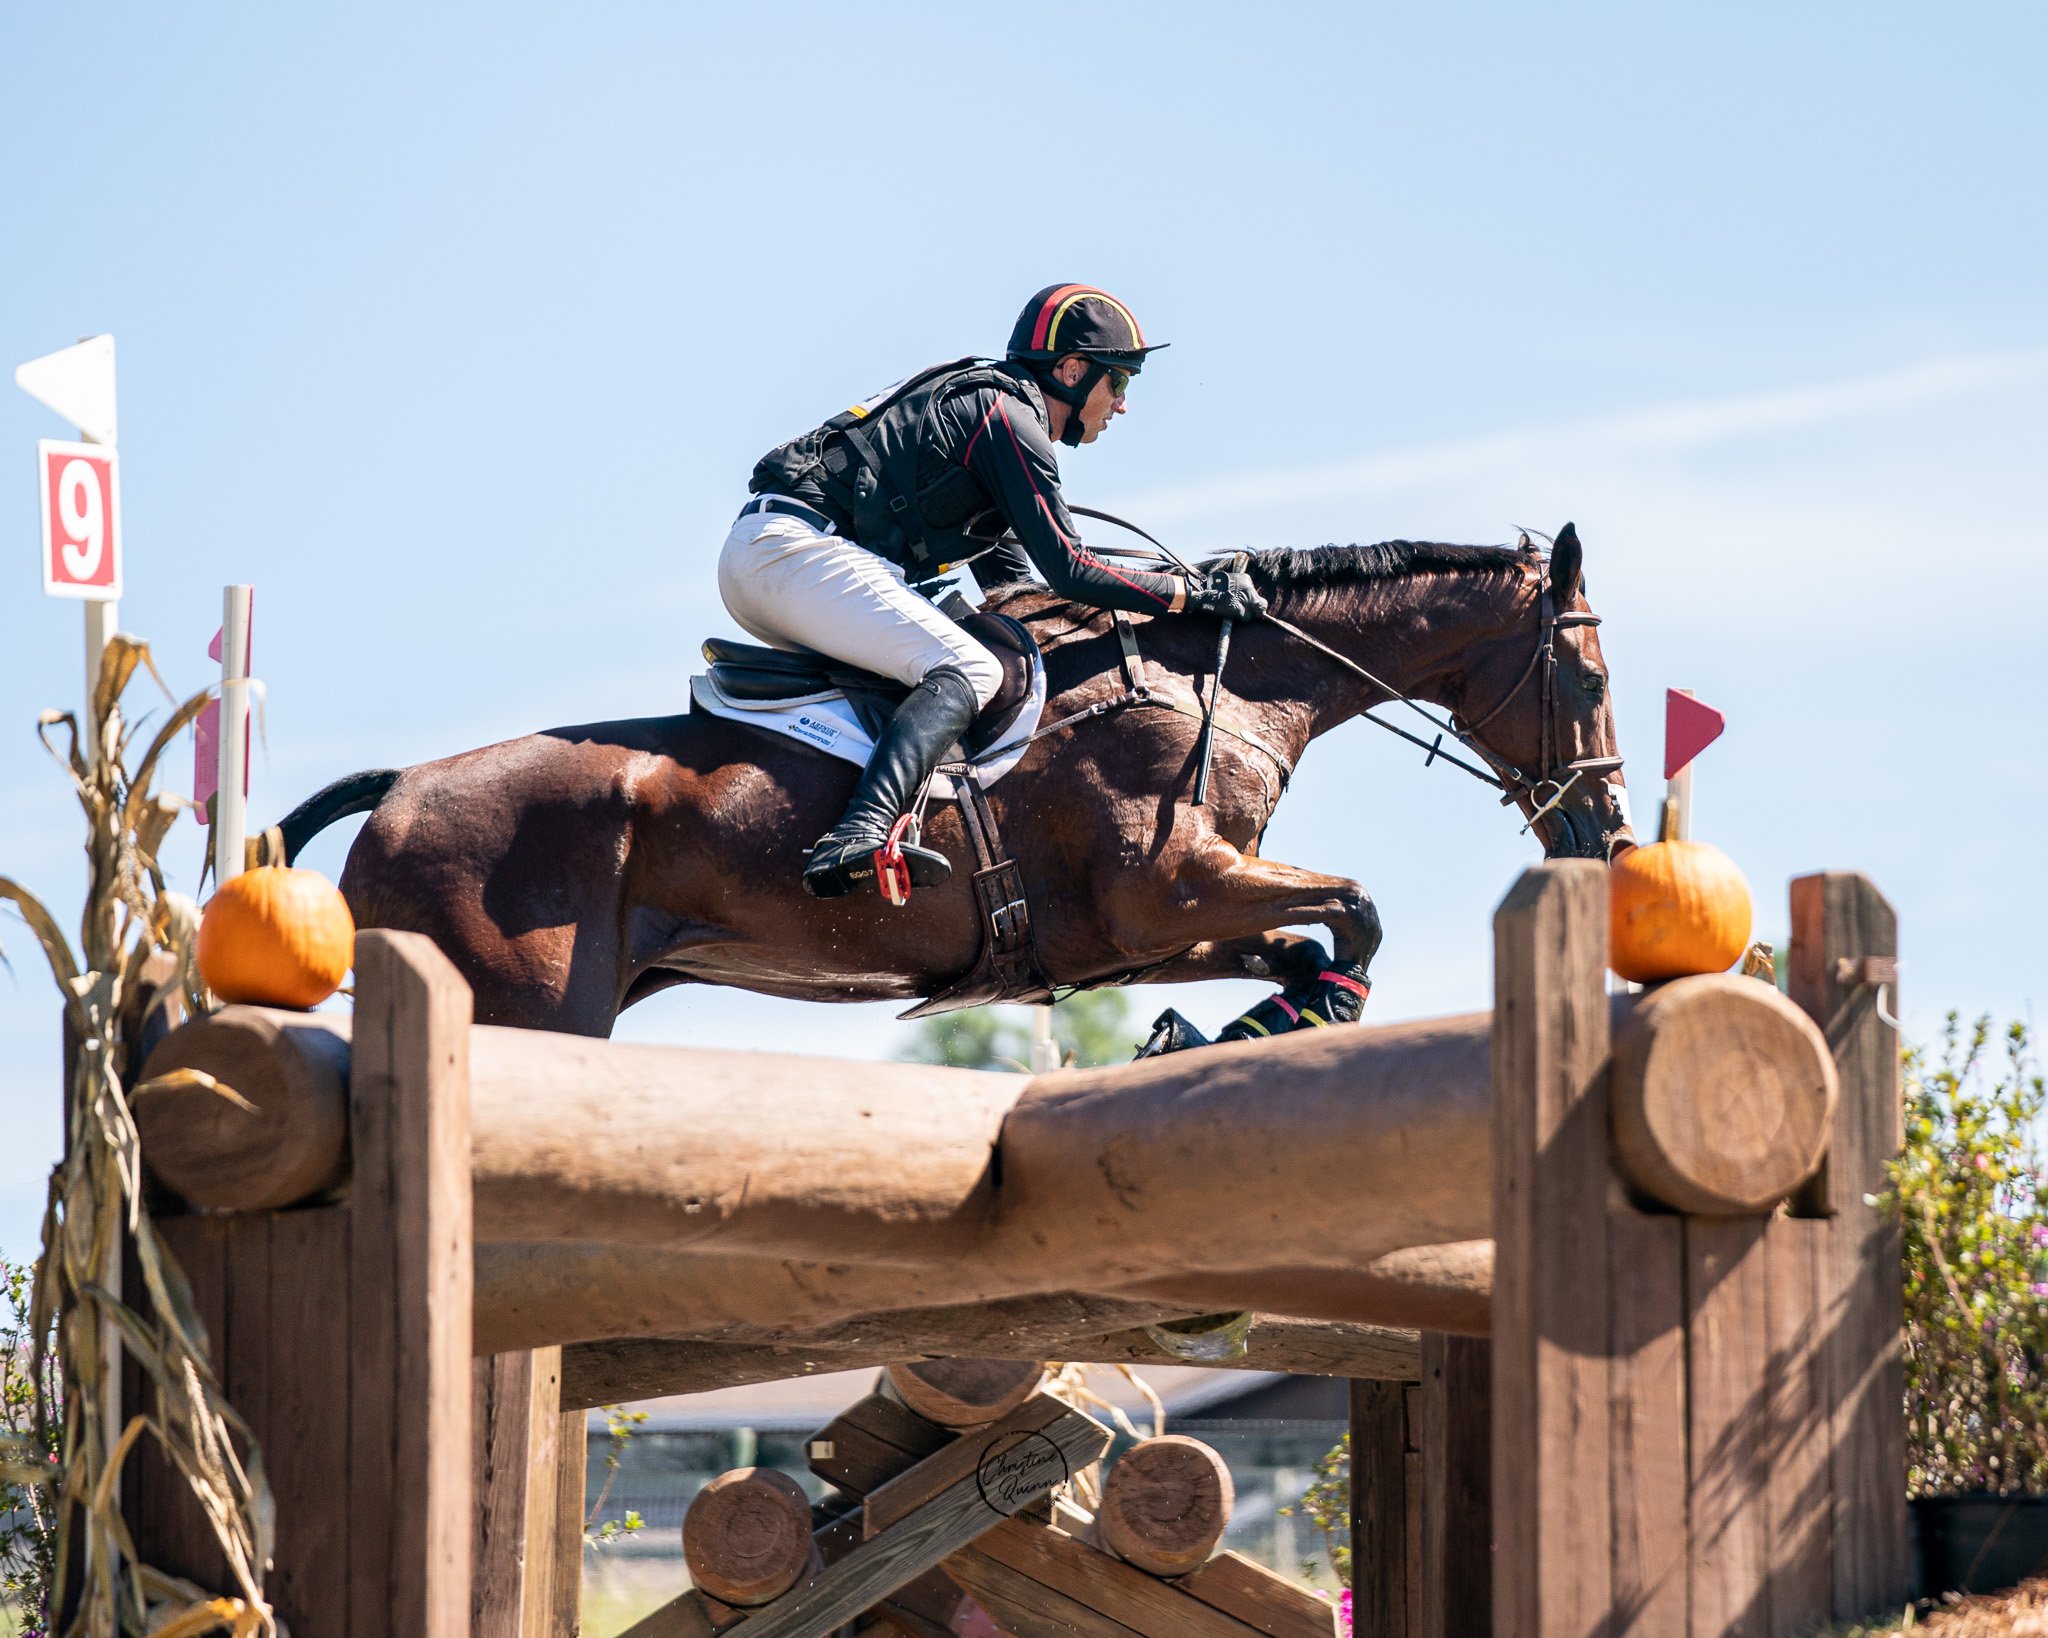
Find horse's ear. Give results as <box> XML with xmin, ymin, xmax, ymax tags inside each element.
<box><xmin>1549</xmin><ymin>522</ymin><xmax>1583</xmax><ymax>599</ymax></box>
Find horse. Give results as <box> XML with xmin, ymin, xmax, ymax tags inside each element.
<box><xmin>275</xmin><ymin>524</ymin><xmax>1632</xmax><ymax>1037</ymax></box>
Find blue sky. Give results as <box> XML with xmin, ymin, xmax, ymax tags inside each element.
<box><xmin>3</xmin><ymin>2</ymin><xmax>2044</xmax><ymax>1254</ymax></box>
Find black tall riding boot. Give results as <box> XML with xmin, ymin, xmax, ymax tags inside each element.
<box><xmin>802</xmin><ymin>665</ymin><xmax>980</xmax><ymax>900</ymax></box>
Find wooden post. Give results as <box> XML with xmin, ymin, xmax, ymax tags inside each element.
<box><xmin>474</xmin><ymin>1347</ymin><xmax>566</xmax><ymax>1638</ymax></box>
<box><xmin>348</xmin><ymin>930</ymin><xmax>475</xmax><ymax>1637</ymax></box>
<box><xmin>551</xmin><ymin>1408</ymin><xmax>589</xmax><ymax>1636</ymax></box>
<box><xmin>1490</xmin><ymin>860</ymin><xmax>1614</xmax><ymax>1636</ymax></box>
<box><xmin>1349</xmin><ymin>1378</ymin><xmax>1411</xmax><ymax>1638</ymax></box>
<box><xmin>1789</xmin><ymin>872</ymin><xmax>1910</xmax><ymax>1619</ymax></box>
<box><xmin>1417</xmin><ymin>1334</ymin><xmax>1489</xmax><ymax>1638</ymax></box>
<box><xmin>137</xmin><ymin>930</ymin><xmax>475</xmax><ymax>1638</ymax></box>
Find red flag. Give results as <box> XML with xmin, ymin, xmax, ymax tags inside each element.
<box><xmin>1664</xmin><ymin>689</ymin><xmax>1725</xmax><ymax>780</ymax></box>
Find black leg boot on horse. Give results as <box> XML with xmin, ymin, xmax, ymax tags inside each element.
<box><xmin>802</xmin><ymin>664</ymin><xmax>980</xmax><ymax>901</ymax></box>
<box><xmin>1215</xmin><ymin>960</ymin><xmax>1372</xmax><ymax>1043</ymax></box>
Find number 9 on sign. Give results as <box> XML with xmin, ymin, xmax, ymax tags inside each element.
<box><xmin>37</xmin><ymin>439</ymin><xmax>121</xmax><ymax>599</ymax></box>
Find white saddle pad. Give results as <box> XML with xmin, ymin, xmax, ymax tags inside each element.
<box><xmin>688</xmin><ymin>651</ymin><xmax>1046</xmax><ymax>796</ymax></box>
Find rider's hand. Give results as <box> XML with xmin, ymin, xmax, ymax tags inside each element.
<box><xmin>1183</xmin><ymin>568</ymin><xmax>1268</xmax><ymax>623</ymax></box>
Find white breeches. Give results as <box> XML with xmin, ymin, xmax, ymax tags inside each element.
<box><xmin>716</xmin><ymin>510</ymin><xmax>1004</xmax><ymax>708</ymax></box>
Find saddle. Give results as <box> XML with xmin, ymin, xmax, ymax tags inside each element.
<box><xmin>702</xmin><ymin>611</ymin><xmax>1040</xmax><ymax>758</ymax></box>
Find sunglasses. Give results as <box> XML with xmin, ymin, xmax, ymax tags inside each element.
<box><xmin>1103</xmin><ymin>366</ymin><xmax>1131</xmax><ymax>399</ymax></box>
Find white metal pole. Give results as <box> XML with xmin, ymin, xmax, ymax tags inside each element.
<box><xmin>79</xmin><ymin>427</ymin><xmax>116</xmax><ymax>766</ymax></box>
<box><xmin>214</xmin><ymin>585</ymin><xmax>254</xmax><ymax>887</ymax></box>
<box><xmin>1661</xmin><ymin>686</ymin><xmax>1695</xmax><ymax>844</ymax></box>
<box><xmin>1028</xmin><ymin>1007</ymin><xmax>1060</xmax><ymax>1073</ymax></box>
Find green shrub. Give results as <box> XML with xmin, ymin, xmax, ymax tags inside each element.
<box><xmin>0</xmin><ymin>1255</ymin><xmax>58</xmax><ymax>1634</ymax></box>
<box><xmin>1889</xmin><ymin>1016</ymin><xmax>2048</xmax><ymax>1497</ymax></box>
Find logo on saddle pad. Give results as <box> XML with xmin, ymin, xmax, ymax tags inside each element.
<box><xmin>786</xmin><ymin>713</ymin><xmax>843</xmax><ymax>751</ymax></box>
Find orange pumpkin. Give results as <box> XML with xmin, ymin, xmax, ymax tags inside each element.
<box><xmin>1609</xmin><ymin>840</ymin><xmax>1752</xmax><ymax>982</ymax></box>
<box><xmin>197</xmin><ymin>867</ymin><xmax>355</xmax><ymax>1009</ymax></box>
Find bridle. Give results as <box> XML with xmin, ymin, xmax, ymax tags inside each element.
<box><xmin>1002</xmin><ymin>510</ymin><xmax>1624</xmax><ymax>842</ymax></box>
<box><xmin>1261</xmin><ymin>552</ymin><xmax>1623</xmax><ymax>837</ymax></box>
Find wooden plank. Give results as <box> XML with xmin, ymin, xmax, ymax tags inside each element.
<box><xmin>1787</xmin><ymin>873</ymin><xmax>1909</xmax><ymax>1623</ymax></box>
<box><xmin>1417</xmin><ymin>1334</ymin><xmax>1490</xmax><ymax>1638</ymax></box>
<box><xmin>1765</xmin><ymin>1216</ymin><xmax>1832</xmax><ymax>1635</ymax></box>
<box><xmin>348</xmin><ymin>930</ymin><xmax>476</xmax><ymax>1638</ymax></box>
<box><xmin>812</xmin><ymin>1417</ymin><xmax>940</xmax><ymax>1498</ymax></box>
<box><xmin>837</xmin><ymin>1391</ymin><xmax>958</xmax><ymax>1458</ymax></box>
<box><xmin>870</xmin><ymin>1565</ymin><xmax>969</xmax><ymax>1637</ymax></box>
<box><xmin>1607</xmin><ymin>1207</ymin><xmax>1687</xmax><ymax>1637</ymax></box>
<box><xmin>946</xmin><ymin>1543</ymin><xmax>1146</xmax><ymax>1638</ymax></box>
<box><xmin>716</xmin><ymin>1404</ymin><xmax>1108</xmax><ymax>1638</ymax></box>
<box><xmin>139</xmin><ymin>1214</ymin><xmax>233</xmax><ymax>1591</ymax></box>
<box><xmin>516</xmin><ymin>1350</ymin><xmax>564</xmax><ymax>1638</ymax></box>
<box><xmin>1178</xmin><ymin>1551</ymin><xmax>1339</xmax><ymax>1638</ymax></box>
<box><xmin>618</xmin><ymin>1590</ymin><xmax>721</xmax><ymax>1638</ymax></box>
<box><xmin>1490</xmin><ymin>861</ymin><xmax>1614</xmax><ymax>1637</ymax></box>
<box><xmin>265</xmin><ymin>1205</ymin><xmax>351</xmax><ymax>1638</ymax></box>
<box><xmin>965</xmin><ymin>1518</ymin><xmax>1267</xmax><ymax>1637</ymax></box>
<box><xmin>625</xmin><ymin>1402</ymin><xmax>1111</xmax><ymax>1638</ymax></box>
<box><xmin>1686</xmin><ymin>1216</ymin><xmax>1773</xmax><ymax>1636</ymax></box>
<box><xmin>1404</xmin><ymin>1452</ymin><xmax>1421</xmax><ymax>1638</ymax></box>
<box><xmin>862</xmin><ymin>1393</ymin><xmax>1078</xmax><ymax>1539</ymax></box>
<box><xmin>1348</xmin><ymin>1378</ymin><xmax>1408</xmax><ymax>1638</ymax></box>
<box><xmin>474</xmin><ymin>1349</ymin><xmax>539</xmax><ymax>1638</ymax></box>
<box><xmin>552</xmin><ymin>1406</ymin><xmax>589</xmax><ymax>1635</ymax></box>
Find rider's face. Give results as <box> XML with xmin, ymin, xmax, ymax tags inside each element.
<box><xmin>1053</xmin><ymin>356</ymin><xmax>1131</xmax><ymax>444</ymax></box>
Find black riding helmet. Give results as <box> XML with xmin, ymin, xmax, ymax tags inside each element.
<box><xmin>1006</xmin><ymin>284</ymin><xmax>1167</xmax><ymax>447</ymax></box>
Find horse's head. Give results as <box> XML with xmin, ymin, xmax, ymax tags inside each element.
<box><xmin>1449</xmin><ymin>524</ymin><xmax>1635</xmax><ymax>861</ymax></box>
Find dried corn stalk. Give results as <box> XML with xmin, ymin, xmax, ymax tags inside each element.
<box><xmin>1</xmin><ymin>636</ymin><xmax>274</xmax><ymax>1638</ymax></box>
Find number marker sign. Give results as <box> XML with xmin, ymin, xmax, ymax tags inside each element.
<box><xmin>37</xmin><ymin>438</ymin><xmax>121</xmax><ymax>600</ymax></box>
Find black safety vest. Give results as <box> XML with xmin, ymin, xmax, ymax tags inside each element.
<box><xmin>749</xmin><ymin>358</ymin><xmax>1046</xmax><ymax>578</ymax></box>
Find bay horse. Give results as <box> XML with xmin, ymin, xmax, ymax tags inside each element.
<box><xmin>277</xmin><ymin>525</ymin><xmax>1632</xmax><ymax>1036</ymax></box>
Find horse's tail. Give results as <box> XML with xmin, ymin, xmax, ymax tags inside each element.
<box><xmin>274</xmin><ymin>769</ymin><xmax>402</xmax><ymax>865</ymax></box>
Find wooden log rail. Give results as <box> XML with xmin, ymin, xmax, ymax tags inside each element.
<box><xmin>138</xmin><ymin>952</ymin><xmax>1835</xmax><ymax>1361</ymax></box>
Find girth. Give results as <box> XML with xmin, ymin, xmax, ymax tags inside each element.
<box><xmin>897</xmin><ymin>766</ymin><xmax>1054</xmax><ymax>1019</ymax></box>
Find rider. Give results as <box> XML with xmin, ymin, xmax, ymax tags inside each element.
<box><xmin>722</xmin><ymin>283</ymin><xmax>1268</xmax><ymax>899</ymax></box>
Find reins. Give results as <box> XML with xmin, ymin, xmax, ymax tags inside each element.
<box><xmin>972</xmin><ymin>516</ymin><xmax>1619</xmax><ymax>832</ymax></box>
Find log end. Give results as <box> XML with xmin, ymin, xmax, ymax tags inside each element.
<box><xmin>681</xmin><ymin>1466</ymin><xmax>816</xmax><ymax>1607</ymax></box>
<box><xmin>1098</xmin><ymin>1434</ymin><xmax>1235</xmax><ymax>1576</ymax></box>
<box><xmin>884</xmin><ymin>1357</ymin><xmax>1046</xmax><ymax>1429</ymax></box>
<box><xmin>136</xmin><ymin>1006</ymin><xmax>351</xmax><ymax>1212</ymax></box>
<box><xmin>1612</xmin><ymin>972</ymin><xmax>1839</xmax><ymax>1214</ymax></box>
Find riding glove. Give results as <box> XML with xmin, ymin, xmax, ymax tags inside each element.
<box><xmin>1183</xmin><ymin>569</ymin><xmax>1268</xmax><ymax>622</ymax></box>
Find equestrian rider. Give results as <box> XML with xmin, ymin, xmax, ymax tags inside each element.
<box><xmin>722</xmin><ymin>283</ymin><xmax>1268</xmax><ymax>899</ymax></box>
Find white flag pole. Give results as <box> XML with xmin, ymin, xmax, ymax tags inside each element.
<box><xmin>1661</xmin><ymin>687</ymin><xmax>1695</xmax><ymax>844</ymax></box>
<box><xmin>79</xmin><ymin>430</ymin><xmax>117</xmax><ymax>768</ymax></box>
<box><xmin>14</xmin><ymin>336</ymin><xmax>119</xmax><ymax>764</ymax></box>
<box><xmin>214</xmin><ymin>585</ymin><xmax>254</xmax><ymax>887</ymax></box>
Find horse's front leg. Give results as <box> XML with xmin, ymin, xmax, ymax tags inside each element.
<box><xmin>1127</xmin><ymin>932</ymin><xmax>1332</xmax><ymax>989</ymax></box>
<box><xmin>1101</xmin><ymin>836</ymin><xmax>1384</xmax><ymax>1036</ymax></box>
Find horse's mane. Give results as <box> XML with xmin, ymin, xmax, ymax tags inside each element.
<box><xmin>1215</xmin><ymin>540</ymin><xmax>1528</xmax><ymax>592</ymax></box>
<box><xmin>979</xmin><ymin>539</ymin><xmax>1530</xmax><ymax>641</ymax></box>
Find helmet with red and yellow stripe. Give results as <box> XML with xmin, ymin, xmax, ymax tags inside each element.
<box><xmin>1006</xmin><ymin>283</ymin><xmax>1166</xmax><ymax>371</ymax></box>
<box><xmin>1006</xmin><ymin>284</ymin><xmax>1165</xmax><ymax>446</ymax></box>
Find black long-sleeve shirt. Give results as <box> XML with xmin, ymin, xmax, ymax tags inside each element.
<box><xmin>786</xmin><ymin>376</ymin><xmax>1180</xmax><ymax>614</ymax></box>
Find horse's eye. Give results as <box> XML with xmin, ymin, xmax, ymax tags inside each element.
<box><xmin>1584</xmin><ymin>673</ymin><xmax>1607</xmax><ymax>700</ymax></box>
